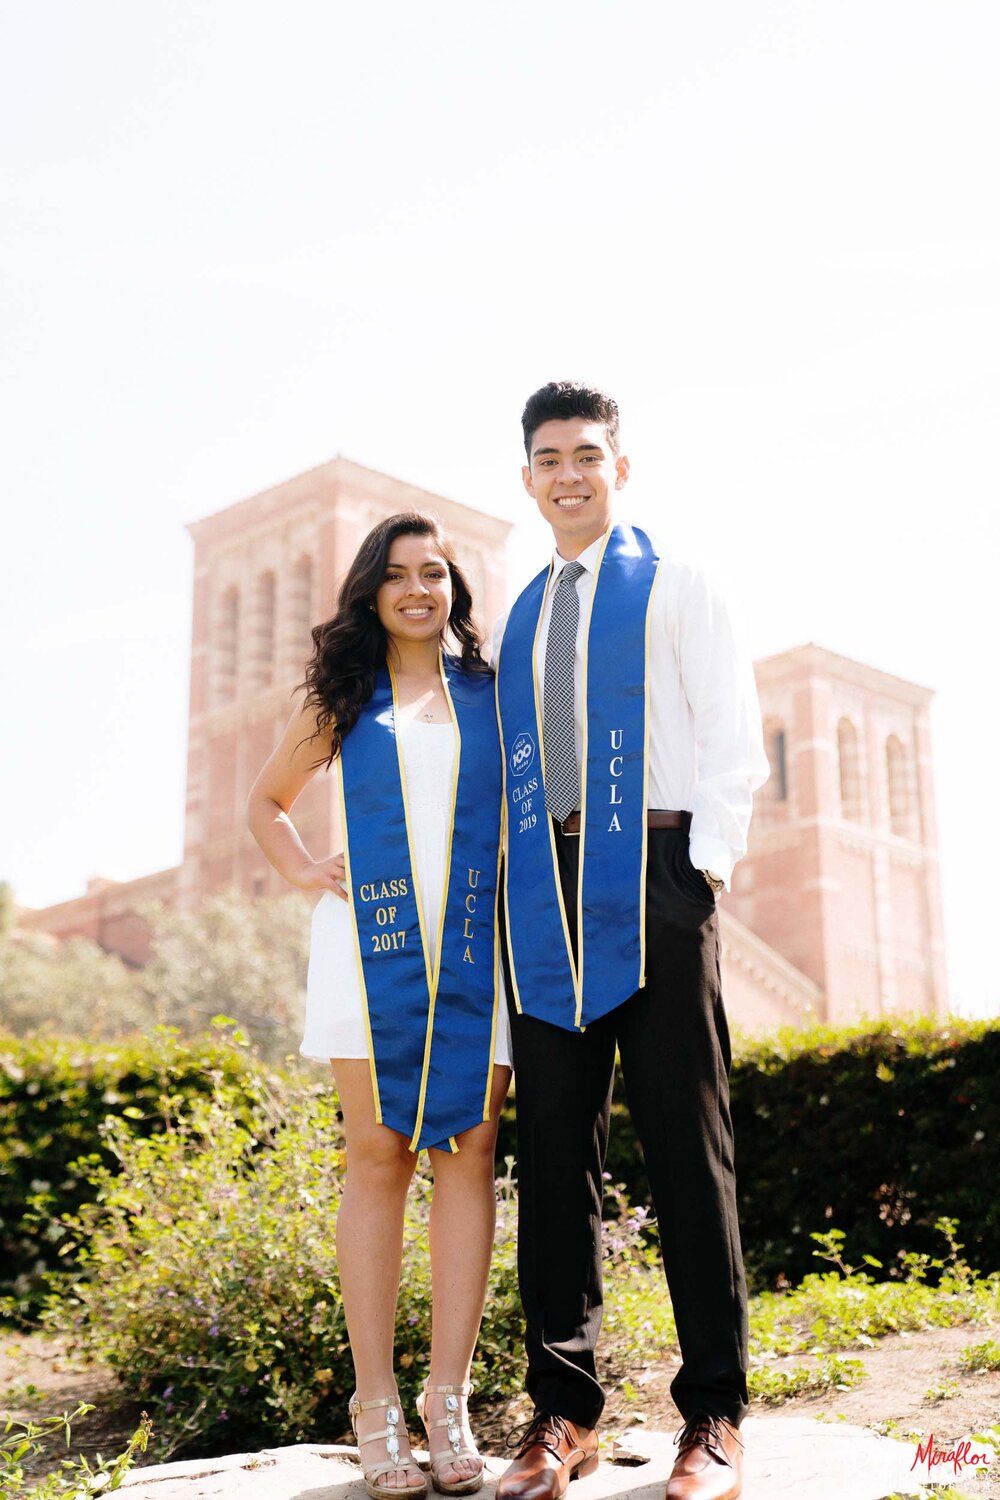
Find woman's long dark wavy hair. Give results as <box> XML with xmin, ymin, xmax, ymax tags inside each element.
<box><xmin>301</xmin><ymin>511</ymin><xmax>492</xmax><ymax>766</ymax></box>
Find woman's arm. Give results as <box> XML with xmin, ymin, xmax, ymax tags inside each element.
<box><xmin>246</xmin><ymin>699</ymin><xmax>346</xmax><ymax>897</ymax></box>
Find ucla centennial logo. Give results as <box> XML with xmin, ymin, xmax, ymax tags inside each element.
<box><xmin>510</xmin><ymin>732</ymin><xmax>535</xmax><ymax>777</ymax></box>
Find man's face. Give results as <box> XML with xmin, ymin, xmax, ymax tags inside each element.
<box><xmin>522</xmin><ymin>417</ymin><xmax>630</xmax><ymax>556</ymax></box>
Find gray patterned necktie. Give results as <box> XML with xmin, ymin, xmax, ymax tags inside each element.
<box><xmin>543</xmin><ymin>561</ymin><xmax>585</xmax><ymax>821</ymax></box>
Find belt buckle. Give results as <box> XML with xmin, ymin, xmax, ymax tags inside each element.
<box><xmin>559</xmin><ymin>813</ymin><xmax>582</xmax><ymax>837</ymax></box>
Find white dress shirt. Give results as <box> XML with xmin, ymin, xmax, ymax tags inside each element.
<box><xmin>494</xmin><ymin>528</ymin><xmax>769</xmax><ymax>889</ymax></box>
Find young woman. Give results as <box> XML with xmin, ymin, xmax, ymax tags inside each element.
<box><xmin>248</xmin><ymin>512</ymin><xmax>511</xmax><ymax>1499</ymax></box>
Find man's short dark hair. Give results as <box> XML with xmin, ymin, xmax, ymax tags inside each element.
<box><xmin>521</xmin><ymin>381</ymin><xmax>621</xmax><ymax>461</ymax></box>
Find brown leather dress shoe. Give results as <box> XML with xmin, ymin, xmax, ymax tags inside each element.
<box><xmin>496</xmin><ymin>1411</ymin><xmax>599</xmax><ymax>1500</ymax></box>
<box><xmin>665</xmin><ymin>1413</ymin><xmax>743</xmax><ymax>1500</ymax></box>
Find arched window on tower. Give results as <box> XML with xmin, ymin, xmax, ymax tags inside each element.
<box><xmin>757</xmin><ymin>720</ymin><xmax>787</xmax><ymax>808</ymax></box>
<box><xmin>762</xmin><ymin>722</ymin><xmax>788</xmax><ymax>802</ymax></box>
<box><xmin>837</xmin><ymin>717</ymin><xmax>864</xmax><ymax>823</ymax></box>
<box><xmin>213</xmin><ymin>584</ymin><xmax>239</xmax><ymax>704</ymax></box>
<box><xmin>250</xmin><ymin>570</ymin><xmax>276</xmax><ymax>690</ymax></box>
<box><xmin>287</xmin><ymin>556</ymin><xmax>314</xmax><ymax>672</ymax></box>
<box><xmin>886</xmin><ymin>734</ymin><xmax>915</xmax><ymax>839</ymax></box>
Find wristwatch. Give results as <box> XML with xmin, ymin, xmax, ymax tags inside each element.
<box><xmin>701</xmin><ymin>869</ymin><xmax>725</xmax><ymax>896</ymax></box>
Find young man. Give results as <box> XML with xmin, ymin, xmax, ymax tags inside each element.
<box><xmin>494</xmin><ymin>382</ymin><xmax>768</xmax><ymax>1500</ymax></box>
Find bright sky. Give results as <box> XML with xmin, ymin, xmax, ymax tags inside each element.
<box><xmin>1</xmin><ymin>2</ymin><xmax>997</xmax><ymax>1015</ymax></box>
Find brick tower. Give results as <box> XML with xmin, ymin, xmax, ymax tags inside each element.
<box><xmin>726</xmin><ymin>644</ymin><xmax>948</xmax><ymax>1021</ymax></box>
<box><xmin>180</xmin><ymin>457</ymin><xmax>512</xmax><ymax>903</ymax></box>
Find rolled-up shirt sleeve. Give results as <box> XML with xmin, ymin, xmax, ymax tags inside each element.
<box><xmin>668</xmin><ymin>562</ymin><xmax>769</xmax><ymax>889</ymax></box>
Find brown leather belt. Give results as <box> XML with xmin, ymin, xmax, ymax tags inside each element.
<box><xmin>557</xmin><ymin>809</ymin><xmax>692</xmax><ymax>836</ymax></box>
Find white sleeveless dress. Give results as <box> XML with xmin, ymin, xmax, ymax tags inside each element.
<box><xmin>301</xmin><ymin>719</ymin><xmax>512</xmax><ymax>1066</ymax></box>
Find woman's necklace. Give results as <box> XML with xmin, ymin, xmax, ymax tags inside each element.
<box><xmin>421</xmin><ymin>690</ymin><xmax>446</xmax><ymax>722</ymax></box>
<box><xmin>404</xmin><ymin>685</ymin><xmax>441</xmax><ymax>722</ymax></box>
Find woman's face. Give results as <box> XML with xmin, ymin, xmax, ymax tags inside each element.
<box><xmin>375</xmin><ymin>532</ymin><xmax>453</xmax><ymax>648</ymax></box>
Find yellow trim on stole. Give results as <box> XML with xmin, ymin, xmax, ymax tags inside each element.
<box><xmin>403</xmin><ymin>652</ymin><xmax>462</xmax><ymax>1154</ymax></box>
<box><xmin>336</xmin><ymin>760</ymin><xmax>383</xmax><ymax>1122</ymax></box>
<box><xmin>482</xmin><ymin>833</ymin><xmax>503</xmax><ymax>1121</ymax></box>
<box><xmin>496</xmin><ymin>663</ymin><xmax>522</xmax><ymax>1015</ymax></box>
<box><xmin>497</xmin><ymin>607</ymin><xmax>543</xmax><ymax>1018</ymax></box>
<box><xmin>637</xmin><ymin>559</ymin><xmax>663</xmax><ymax>988</ymax></box>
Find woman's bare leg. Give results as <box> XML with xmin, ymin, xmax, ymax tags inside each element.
<box><xmin>423</xmin><ymin>1066</ymin><xmax>512</xmax><ymax>1485</ymax></box>
<box><xmin>333</xmin><ymin>1059</ymin><xmax>424</xmax><ymax>1490</ymax></box>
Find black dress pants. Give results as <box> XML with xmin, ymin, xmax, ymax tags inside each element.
<box><xmin>504</xmin><ymin>825</ymin><xmax>749</xmax><ymax>1430</ymax></box>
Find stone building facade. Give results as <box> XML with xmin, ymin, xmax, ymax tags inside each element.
<box><xmin>726</xmin><ymin>644</ymin><xmax>948</xmax><ymax>1026</ymax></box>
<box><xmin>19</xmin><ymin>460</ymin><xmax>949</xmax><ymax>1028</ymax></box>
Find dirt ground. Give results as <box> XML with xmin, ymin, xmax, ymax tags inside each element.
<box><xmin>3</xmin><ymin>1321</ymin><xmax>999</xmax><ymax>1495</ymax></box>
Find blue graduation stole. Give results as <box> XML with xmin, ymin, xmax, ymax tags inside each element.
<box><xmin>496</xmin><ymin>525</ymin><xmax>661</xmax><ymax>1031</ymax></box>
<box><xmin>338</xmin><ymin>653</ymin><xmax>502</xmax><ymax>1151</ymax></box>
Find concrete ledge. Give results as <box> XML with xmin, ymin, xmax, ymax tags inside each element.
<box><xmin>116</xmin><ymin>1417</ymin><xmax>948</xmax><ymax>1500</ymax></box>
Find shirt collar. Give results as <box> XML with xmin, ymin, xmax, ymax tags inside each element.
<box><xmin>546</xmin><ymin>531</ymin><xmax>608</xmax><ymax>595</ymax></box>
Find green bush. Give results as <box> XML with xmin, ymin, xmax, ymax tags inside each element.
<box><xmin>746</xmin><ymin>1353</ymin><xmax>865</xmax><ymax>1404</ymax></box>
<box><xmin>42</xmin><ymin>1069</ymin><xmax>525</xmax><ymax>1460</ymax></box>
<box><xmin>730</xmin><ymin>1017</ymin><xmax>1000</xmax><ymax>1288</ymax></box>
<box><xmin>0</xmin><ymin>1027</ymin><xmax>263</xmax><ymax>1313</ymax></box>
<box><xmin>28</xmin><ymin>1033</ymin><xmax>1000</xmax><ymax>1461</ymax></box>
<box><xmin>502</xmin><ymin>1015</ymin><xmax>1000</xmax><ymax>1289</ymax></box>
<box><xmin>6</xmin><ymin>1013</ymin><xmax>1000</xmax><ymax>1324</ymax></box>
<box><xmin>0</xmin><ymin>1405</ymin><xmax>151</xmax><ymax>1497</ymax></box>
<box><xmin>959</xmin><ymin>1338</ymin><xmax>1000</xmax><ymax>1372</ymax></box>
<box><xmin>742</xmin><ymin>1219</ymin><xmax>1000</xmax><ymax>1409</ymax></box>
<box><xmin>750</xmin><ymin>1222</ymin><xmax>1000</xmax><ymax>1358</ymax></box>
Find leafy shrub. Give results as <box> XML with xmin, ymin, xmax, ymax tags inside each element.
<box><xmin>39</xmin><ymin>1071</ymin><xmax>670</xmax><ymax>1463</ymax></box>
<box><xmin>747</xmin><ymin>1353</ymin><xmax>864</xmax><ymax>1404</ymax></box>
<box><xmin>0</xmin><ymin>1404</ymin><xmax>151</xmax><ymax>1497</ymax></box>
<box><xmin>33</xmin><ymin>1058</ymin><xmax>1000</xmax><ymax>1457</ymax></box>
<box><xmin>0</xmin><ymin>891</ymin><xmax>309</xmax><ymax>1308</ymax></box>
<box><xmin>959</xmin><ymin>1339</ymin><xmax>1000</xmax><ymax>1372</ymax></box>
<box><xmin>501</xmin><ymin>1016</ymin><xmax>1000</xmax><ymax>1291</ymax></box>
<box><xmin>43</xmin><ymin>1069</ymin><xmax>524</xmax><ymax>1460</ymax></box>
<box><xmin>923</xmin><ymin>1379</ymin><xmax>960</xmax><ymax>1401</ymax></box>
<box><xmin>0</xmin><ymin>1026</ymin><xmax>263</xmax><ymax>1313</ymax></box>
<box><xmin>731</xmin><ymin>1016</ymin><xmax>1000</xmax><ymax>1288</ymax></box>
<box><xmin>7</xmin><ymin>1012</ymin><xmax>1000</xmax><ymax>1329</ymax></box>
<box><xmin>748</xmin><ymin>1221</ymin><xmax>1000</xmax><ymax>1360</ymax></box>
<box><xmin>742</xmin><ymin>1220</ymin><xmax>1000</xmax><ymax>1408</ymax></box>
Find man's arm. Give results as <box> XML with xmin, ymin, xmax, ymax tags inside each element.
<box><xmin>671</xmin><ymin>562</ymin><xmax>769</xmax><ymax>889</ymax></box>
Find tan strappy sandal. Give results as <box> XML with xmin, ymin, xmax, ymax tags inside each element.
<box><xmin>348</xmin><ymin>1391</ymin><xmax>429</xmax><ymax>1500</ymax></box>
<box><xmin>415</xmin><ymin>1382</ymin><xmax>484</xmax><ymax>1495</ymax></box>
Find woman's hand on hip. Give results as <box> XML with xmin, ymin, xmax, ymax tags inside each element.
<box><xmin>291</xmin><ymin>853</ymin><xmax>348</xmax><ymax>900</ymax></box>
